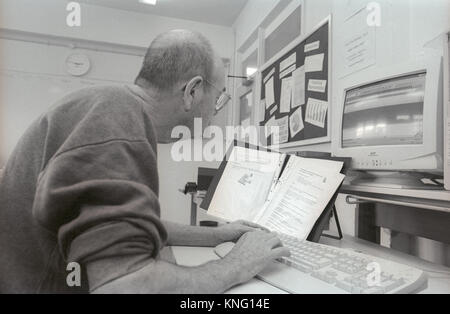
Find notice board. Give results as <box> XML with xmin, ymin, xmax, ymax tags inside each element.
<box><xmin>260</xmin><ymin>17</ymin><xmax>331</xmax><ymax>148</ymax></box>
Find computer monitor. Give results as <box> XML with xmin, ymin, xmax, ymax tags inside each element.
<box><xmin>333</xmin><ymin>57</ymin><xmax>444</xmax><ymax>188</ymax></box>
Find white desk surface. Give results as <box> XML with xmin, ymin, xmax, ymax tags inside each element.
<box><xmin>172</xmin><ymin>235</ymin><xmax>450</xmax><ymax>294</ymax></box>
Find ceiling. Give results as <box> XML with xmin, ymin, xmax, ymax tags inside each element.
<box><xmin>78</xmin><ymin>0</ymin><xmax>249</xmax><ymax>27</ymax></box>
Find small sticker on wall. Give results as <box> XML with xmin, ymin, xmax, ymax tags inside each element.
<box><xmin>304</xmin><ymin>41</ymin><xmax>320</xmax><ymax>53</ymax></box>
<box><xmin>308</xmin><ymin>79</ymin><xmax>327</xmax><ymax>93</ymax></box>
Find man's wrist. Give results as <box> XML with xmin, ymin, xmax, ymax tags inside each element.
<box><xmin>207</xmin><ymin>255</ymin><xmax>243</xmax><ymax>290</ymax></box>
<box><xmin>211</xmin><ymin>227</ymin><xmax>223</xmax><ymax>244</ymax></box>
<box><xmin>211</xmin><ymin>225</ymin><xmax>234</xmax><ymax>245</ymax></box>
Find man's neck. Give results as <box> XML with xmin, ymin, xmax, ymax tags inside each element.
<box><xmin>135</xmin><ymin>81</ymin><xmax>180</xmax><ymax>144</ymax></box>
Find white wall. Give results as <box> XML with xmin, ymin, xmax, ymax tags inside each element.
<box><xmin>0</xmin><ymin>38</ymin><xmax>142</xmax><ymax>164</ymax></box>
<box><xmin>0</xmin><ymin>0</ymin><xmax>236</xmax><ymax>225</ymax></box>
<box><xmin>0</xmin><ymin>39</ymin><xmax>141</xmax><ymax>83</ymax></box>
<box><xmin>0</xmin><ymin>0</ymin><xmax>234</xmax><ymax>59</ymax></box>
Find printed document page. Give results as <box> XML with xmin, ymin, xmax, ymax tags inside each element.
<box><xmin>254</xmin><ymin>156</ymin><xmax>345</xmax><ymax>240</ymax></box>
<box><xmin>208</xmin><ymin>146</ymin><xmax>286</xmax><ymax>222</ymax></box>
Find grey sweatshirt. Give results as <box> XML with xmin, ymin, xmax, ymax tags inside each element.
<box><xmin>0</xmin><ymin>85</ymin><xmax>168</xmax><ymax>293</ymax></box>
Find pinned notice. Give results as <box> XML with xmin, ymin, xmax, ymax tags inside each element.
<box><xmin>308</xmin><ymin>79</ymin><xmax>327</xmax><ymax>93</ymax></box>
<box><xmin>263</xmin><ymin>68</ymin><xmax>275</xmax><ymax>84</ymax></box>
<box><xmin>292</xmin><ymin>66</ymin><xmax>305</xmax><ymax>108</ymax></box>
<box><xmin>280</xmin><ymin>52</ymin><xmax>296</xmax><ymax>72</ymax></box>
<box><xmin>260</xmin><ymin>99</ymin><xmax>266</xmax><ymax>122</ymax></box>
<box><xmin>272</xmin><ymin>116</ymin><xmax>289</xmax><ymax>145</ymax></box>
<box><xmin>305</xmin><ymin>98</ymin><xmax>328</xmax><ymax>128</ymax></box>
<box><xmin>305</xmin><ymin>53</ymin><xmax>324</xmax><ymax>73</ymax></box>
<box><xmin>304</xmin><ymin>41</ymin><xmax>320</xmax><ymax>53</ymax></box>
<box><xmin>280</xmin><ymin>77</ymin><xmax>293</xmax><ymax>114</ymax></box>
<box><xmin>280</xmin><ymin>64</ymin><xmax>296</xmax><ymax>79</ymax></box>
<box><xmin>289</xmin><ymin>107</ymin><xmax>304</xmax><ymax>137</ymax></box>
<box><xmin>340</xmin><ymin>8</ymin><xmax>376</xmax><ymax>77</ymax></box>
<box><xmin>265</xmin><ymin>77</ymin><xmax>275</xmax><ymax>108</ymax></box>
<box><xmin>265</xmin><ymin>116</ymin><xmax>276</xmax><ymax>138</ymax></box>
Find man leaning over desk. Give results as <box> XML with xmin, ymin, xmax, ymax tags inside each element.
<box><xmin>0</xmin><ymin>30</ymin><xmax>289</xmax><ymax>294</ymax></box>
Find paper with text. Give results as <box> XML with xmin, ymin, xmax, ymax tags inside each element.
<box><xmin>208</xmin><ymin>147</ymin><xmax>286</xmax><ymax>222</ymax></box>
<box><xmin>280</xmin><ymin>52</ymin><xmax>296</xmax><ymax>72</ymax></box>
<box><xmin>265</xmin><ymin>77</ymin><xmax>275</xmax><ymax>108</ymax></box>
<box><xmin>280</xmin><ymin>77</ymin><xmax>293</xmax><ymax>113</ymax></box>
<box><xmin>272</xmin><ymin>116</ymin><xmax>289</xmax><ymax>145</ymax></box>
<box><xmin>340</xmin><ymin>8</ymin><xmax>376</xmax><ymax>77</ymax></box>
<box><xmin>305</xmin><ymin>98</ymin><xmax>328</xmax><ymax>128</ymax></box>
<box><xmin>305</xmin><ymin>53</ymin><xmax>325</xmax><ymax>73</ymax></box>
<box><xmin>255</xmin><ymin>156</ymin><xmax>344</xmax><ymax>240</ymax></box>
<box><xmin>308</xmin><ymin>79</ymin><xmax>327</xmax><ymax>93</ymax></box>
<box><xmin>289</xmin><ymin>106</ymin><xmax>304</xmax><ymax>137</ymax></box>
<box><xmin>280</xmin><ymin>64</ymin><xmax>296</xmax><ymax>79</ymax></box>
<box><xmin>305</xmin><ymin>41</ymin><xmax>320</xmax><ymax>53</ymax></box>
<box><xmin>292</xmin><ymin>66</ymin><xmax>306</xmax><ymax>108</ymax></box>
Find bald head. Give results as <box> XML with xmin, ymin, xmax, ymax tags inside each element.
<box><xmin>136</xmin><ymin>30</ymin><xmax>216</xmax><ymax>91</ymax></box>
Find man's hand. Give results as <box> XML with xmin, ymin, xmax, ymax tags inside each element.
<box><xmin>215</xmin><ymin>220</ymin><xmax>270</xmax><ymax>244</ymax></box>
<box><xmin>224</xmin><ymin>231</ymin><xmax>290</xmax><ymax>284</ymax></box>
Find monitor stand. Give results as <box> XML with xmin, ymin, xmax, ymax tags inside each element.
<box><xmin>350</xmin><ymin>171</ymin><xmax>444</xmax><ymax>190</ymax></box>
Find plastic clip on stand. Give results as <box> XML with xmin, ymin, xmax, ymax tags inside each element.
<box><xmin>179</xmin><ymin>182</ymin><xmax>219</xmax><ymax>227</ymax></box>
<box><xmin>179</xmin><ymin>182</ymin><xmax>198</xmax><ymax>226</ymax></box>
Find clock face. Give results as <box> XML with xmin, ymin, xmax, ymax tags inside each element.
<box><xmin>65</xmin><ymin>53</ymin><xmax>91</xmax><ymax>76</ymax></box>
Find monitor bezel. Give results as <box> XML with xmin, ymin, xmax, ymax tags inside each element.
<box><xmin>333</xmin><ymin>56</ymin><xmax>443</xmax><ymax>171</ymax></box>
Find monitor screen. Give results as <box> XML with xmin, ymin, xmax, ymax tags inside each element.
<box><xmin>342</xmin><ymin>72</ymin><xmax>426</xmax><ymax>148</ymax></box>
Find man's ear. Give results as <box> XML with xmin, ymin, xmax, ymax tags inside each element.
<box><xmin>183</xmin><ymin>76</ymin><xmax>204</xmax><ymax>112</ymax></box>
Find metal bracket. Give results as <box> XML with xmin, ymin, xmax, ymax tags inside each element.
<box><xmin>321</xmin><ymin>205</ymin><xmax>344</xmax><ymax>240</ymax></box>
<box><xmin>346</xmin><ymin>195</ymin><xmax>371</xmax><ymax>205</ymax></box>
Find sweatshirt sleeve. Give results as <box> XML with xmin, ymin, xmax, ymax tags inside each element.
<box><xmin>32</xmin><ymin>139</ymin><xmax>168</xmax><ymax>289</ymax></box>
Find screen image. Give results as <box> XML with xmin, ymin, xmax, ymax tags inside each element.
<box><xmin>342</xmin><ymin>72</ymin><xmax>426</xmax><ymax>148</ymax></box>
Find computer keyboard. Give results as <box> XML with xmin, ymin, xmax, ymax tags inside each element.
<box><xmin>214</xmin><ymin>233</ymin><xmax>428</xmax><ymax>294</ymax></box>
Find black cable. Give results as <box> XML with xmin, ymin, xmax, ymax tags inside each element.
<box><xmin>227</xmin><ymin>75</ymin><xmax>249</xmax><ymax>79</ymax></box>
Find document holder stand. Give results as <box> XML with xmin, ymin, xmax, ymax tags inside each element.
<box><xmin>306</xmin><ymin>184</ymin><xmax>344</xmax><ymax>242</ymax></box>
<box><xmin>199</xmin><ymin>142</ymin><xmax>352</xmax><ymax>243</ymax></box>
<box><xmin>297</xmin><ymin>153</ymin><xmax>351</xmax><ymax>242</ymax></box>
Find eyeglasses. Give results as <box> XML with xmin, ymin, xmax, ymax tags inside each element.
<box><xmin>204</xmin><ymin>79</ymin><xmax>232</xmax><ymax>116</ymax></box>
